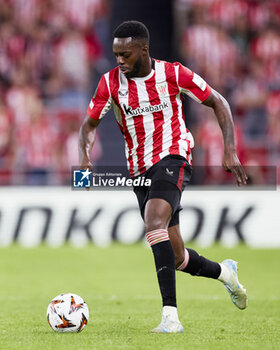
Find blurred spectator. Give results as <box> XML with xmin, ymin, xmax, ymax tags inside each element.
<box><xmin>0</xmin><ymin>98</ymin><xmax>14</xmax><ymax>184</ymax></box>
<box><xmin>13</xmin><ymin>93</ymin><xmax>59</xmax><ymax>185</ymax></box>
<box><xmin>193</xmin><ymin>110</ymin><xmax>245</xmax><ymax>184</ymax></box>
<box><xmin>232</xmin><ymin>58</ymin><xmax>268</xmax><ymax>142</ymax></box>
<box><xmin>0</xmin><ymin>0</ymin><xmax>106</xmax><ymax>185</ymax></box>
<box><xmin>266</xmin><ymin>90</ymin><xmax>280</xmax><ymax>156</ymax></box>
<box><xmin>251</xmin><ymin>24</ymin><xmax>280</xmax><ymax>88</ymax></box>
<box><xmin>178</xmin><ymin>0</ymin><xmax>280</xmax><ymax>184</ymax></box>
<box><xmin>61</xmin><ymin>0</ymin><xmax>107</xmax><ymax>31</ymax></box>
<box><xmin>181</xmin><ymin>10</ymin><xmax>240</xmax><ymax>92</ymax></box>
<box><xmin>57</xmin><ymin>111</ymin><xmax>102</xmax><ymax>184</ymax></box>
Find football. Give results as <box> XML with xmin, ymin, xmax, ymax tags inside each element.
<box><xmin>46</xmin><ymin>293</ymin><xmax>89</xmax><ymax>333</ymax></box>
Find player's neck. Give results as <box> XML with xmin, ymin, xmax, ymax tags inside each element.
<box><xmin>137</xmin><ymin>57</ymin><xmax>152</xmax><ymax>78</ymax></box>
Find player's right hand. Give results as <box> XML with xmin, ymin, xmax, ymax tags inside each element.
<box><xmin>80</xmin><ymin>158</ymin><xmax>93</xmax><ymax>191</ymax></box>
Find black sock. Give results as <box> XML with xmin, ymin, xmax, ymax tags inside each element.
<box><xmin>182</xmin><ymin>248</ymin><xmax>221</xmax><ymax>279</ymax></box>
<box><xmin>151</xmin><ymin>241</ymin><xmax>177</xmax><ymax>307</ymax></box>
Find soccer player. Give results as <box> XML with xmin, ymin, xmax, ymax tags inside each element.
<box><xmin>79</xmin><ymin>21</ymin><xmax>248</xmax><ymax>333</ymax></box>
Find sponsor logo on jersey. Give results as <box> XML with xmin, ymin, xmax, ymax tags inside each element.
<box><xmin>122</xmin><ymin>102</ymin><xmax>169</xmax><ymax>116</ymax></box>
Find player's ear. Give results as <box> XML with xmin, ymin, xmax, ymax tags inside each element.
<box><xmin>142</xmin><ymin>44</ymin><xmax>149</xmax><ymax>56</ymax></box>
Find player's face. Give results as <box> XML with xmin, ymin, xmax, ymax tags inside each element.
<box><xmin>113</xmin><ymin>37</ymin><xmax>147</xmax><ymax>78</ymax></box>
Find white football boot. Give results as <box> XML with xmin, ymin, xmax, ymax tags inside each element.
<box><xmin>219</xmin><ymin>259</ymin><xmax>248</xmax><ymax>310</ymax></box>
<box><xmin>151</xmin><ymin>306</ymin><xmax>183</xmax><ymax>333</ymax></box>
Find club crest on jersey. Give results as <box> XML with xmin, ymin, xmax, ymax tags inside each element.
<box><xmin>156</xmin><ymin>82</ymin><xmax>168</xmax><ymax>96</ymax></box>
<box><xmin>122</xmin><ymin>102</ymin><xmax>169</xmax><ymax>117</ymax></box>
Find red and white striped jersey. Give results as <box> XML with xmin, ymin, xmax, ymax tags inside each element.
<box><xmin>87</xmin><ymin>59</ymin><xmax>211</xmax><ymax>177</ymax></box>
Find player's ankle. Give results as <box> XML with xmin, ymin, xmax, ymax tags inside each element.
<box><xmin>218</xmin><ymin>262</ymin><xmax>231</xmax><ymax>283</ymax></box>
<box><xmin>162</xmin><ymin>305</ymin><xmax>179</xmax><ymax>322</ymax></box>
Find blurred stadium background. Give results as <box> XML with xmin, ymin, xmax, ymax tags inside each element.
<box><xmin>0</xmin><ymin>0</ymin><xmax>279</xmax><ymax>186</ymax></box>
<box><xmin>0</xmin><ymin>0</ymin><xmax>279</xmax><ymax>249</ymax></box>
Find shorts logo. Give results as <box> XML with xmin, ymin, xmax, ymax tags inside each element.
<box><xmin>89</xmin><ymin>100</ymin><xmax>94</xmax><ymax>109</ymax></box>
<box><xmin>165</xmin><ymin>168</ymin><xmax>174</xmax><ymax>176</ymax></box>
<box><xmin>73</xmin><ymin>169</ymin><xmax>92</xmax><ymax>188</ymax></box>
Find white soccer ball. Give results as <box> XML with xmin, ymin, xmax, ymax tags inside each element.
<box><xmin>46</xmin><ymin>293</ymin><xmax>89</xmax><ymax>333</ymax></box>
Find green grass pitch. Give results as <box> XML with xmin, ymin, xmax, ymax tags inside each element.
<box><xmin>0</xmin><ymin>244</ymin><xmax>279</xmax><ymax>350</ymax></box>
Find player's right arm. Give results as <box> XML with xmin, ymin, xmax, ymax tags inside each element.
<box><xmin>78</xmin><ymin>74</ymin><xmax>112</xmax><ymax>167</ymax></box>
<box><xmin>79</xmin><ymin>116</ymin><xmax>101</xmax><ymax>168</ymax></box>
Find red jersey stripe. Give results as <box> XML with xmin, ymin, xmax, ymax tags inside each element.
<box><xmin>86</xmin><ymin>75</ymin><xmax>110</xmax><ymax>119</ymax></box>
<box><xmin>110</xmin><ymin>69</ymin><xmax>134</xmax><ymax>173</ymax></box>
<box><xmin>165</xmin><ymin>62</ymin><xmax>181</xmax><ymax>156</ymax></box>
<box><xmin>128</xmin><ymin>79</ymin><xmax>146</xmax><ymax>173</ymax></box>
<box><xmin>177</xmin><ymin>162</ymin><xmax>187</xmax><ymax>191</ymax></box>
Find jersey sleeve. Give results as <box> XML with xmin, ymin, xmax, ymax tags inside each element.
<box><xmin>87</xmin><ymin>74</ymin><xmax>112</xmax><ymax>120</ymax></box>
<box><xmin>175</xmin><ymin>63</ymin><xmax>212</xmax><ymax>103</ymax></box>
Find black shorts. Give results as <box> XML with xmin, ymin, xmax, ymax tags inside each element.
<box><xmin>132</xmin><ymin>155</ymin><xmax>192</xmax><ymax>227</ymax></box>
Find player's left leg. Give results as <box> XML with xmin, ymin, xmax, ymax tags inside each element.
<box><xmin>168</xmin><ymin>224</ymin><xmax>248</xmax><ymax>310</ymax></box>
<box><xmin>168</xmin><ymin>224</ymin><xmax>221</xmax><ymax>277</ymax></box>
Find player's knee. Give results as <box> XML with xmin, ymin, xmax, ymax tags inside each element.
<box><xmin>145</xmin><ymin>201</ymin><xmax>171</xmax><ymax>232</ymax></box>
<box><xmin>145</xmin><ymin>208</ymin><xmax>169</xmax><ymax>232</ymax></box>
<box><xmin>145</xmin><ymin>215</ymin><xmax>167</xmax><ymax>232</ymax></box>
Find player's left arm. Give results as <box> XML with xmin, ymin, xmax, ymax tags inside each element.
<box><xmin>176</xmin><ymin>62</ymin><xmax>247</xmax><ymax>186</ymax></box>
<box><xmin>202</xmin><ymin>89</ymin><xmax>248</xmax><ymax>186</ymax></box>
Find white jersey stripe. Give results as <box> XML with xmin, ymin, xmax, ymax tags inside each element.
<box><xmin>104</xmin><ymin>72</ymin><xmax>111</xmax><ymax>95</ymax></box>
<box><xmin>118</xmin><ymin>70</ymin><xmax>139</xmax><ymax>173</ymax></box>
<box><xmin>175</xmin><ymin>64</ymin><xmax>179</xmax><ymax>85</ymax></box>
<box><xmin>155</xmin><ymin>61</ymin><xmax>174</xmax><ymax>160</ymax></box>
<box><xmin>181</xmin><ymin>88</ymin><xmax>202</xmax><ymax>103</ymax></box>
<box><xmin>101</xmin><ymin>72</ymin><xmax>113</xmax><ymax>116</ymax></box>
<box><xmin>175</xmin><ymin>94</ymin><xmax>194</xmax><ymax>158</ymax></box>
<box><xmin>100</xmin><ymin>74</ymin><xmax>112</xmax><ymax>118</ymax></box>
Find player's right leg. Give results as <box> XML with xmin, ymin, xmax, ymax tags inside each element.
<box><xmin>132</xmin><ymin>155</ymin><xmax>191</xmax><ymax>332</ymax></box>
<box><xmin>168</xmin><ymin>224</ymin><xmax>248</xmax><ymax>310</ymax></box>
<box><xmin>144</xmin><ymin>198</ymin><xmax>183</xmax><ymax>333</ymax></box>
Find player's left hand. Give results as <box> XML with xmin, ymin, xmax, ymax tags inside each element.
<box><xmin>222</xmin><ymin>152</ymin><xmax>248</xmax><ymax>186</ymax></box>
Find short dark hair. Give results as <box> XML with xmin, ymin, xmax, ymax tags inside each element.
<box><xmin>113</xmin><ymin>20</ymin><xmax>149</xmax><ymax>42</ymax></box>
